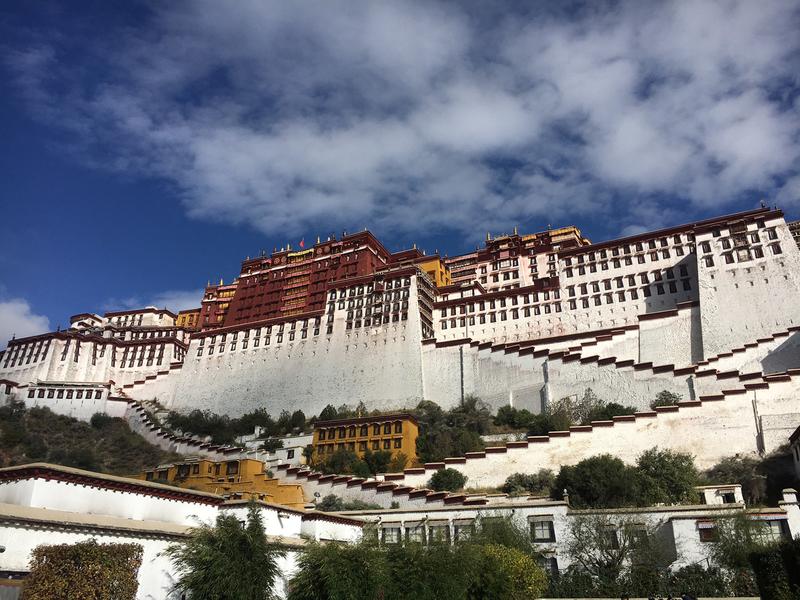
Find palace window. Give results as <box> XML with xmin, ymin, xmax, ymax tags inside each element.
<box><xmin>530</xmin><ymin>518</ymin><xmax>555</xmax><ymax>542</ymax></box>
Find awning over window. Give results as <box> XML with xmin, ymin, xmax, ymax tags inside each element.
<box><xmin>426</xmin><ymin>519</ymin><xmax>449</xmax><ymax>527</ymax></box>
<box><xmin>528</xmin><ymin>515</ymin><xmax>554</xmax><ymax>523</ymax></box>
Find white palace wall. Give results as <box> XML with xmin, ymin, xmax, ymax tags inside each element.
<box><xmin>422</xmin><ymin>342</ymin><xmax>547</xmax><ymax>414</ymax></box>
<box><xmin>167</xmin><ymin>279</ymin><xmax>429</xmax><ymax>417</ymax></box>
<box><xmin>638</xmin><ymin>304</ymin><xmax>703</xmax><ymax>368</ymax></box>
<box><xmin>697</xmin><ymin>217</ymin><xmax>800</xmax><ymax>358</ymax></box>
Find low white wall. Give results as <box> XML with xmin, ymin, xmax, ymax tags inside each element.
<box><xmin>399</xmin><ymin>381</ymin><xmax>800</xmax><ymax>489</ymax></box>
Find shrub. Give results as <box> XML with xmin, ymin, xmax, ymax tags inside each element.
<box><xmin>428</xmin><ymin>468</ymin><xmax>467</xmax><ymax>492</ymax></box>
<box><xmin>23</xmin><ymin>540</ymin><xmax>143</xmax><ymax>600</ymax></box>
<box><xmin>584</xmin><ymin>402</ymin><xmax>637</xmax><ymax>423</ymax></box>
<box><xmin>748</xmin><ymin>537</ymin><xmax>800</xmax><ymax>600</ymax></box>
<box><xmin>500</xmin><ymin>470</ymin><xmax>555</xmax><ymax>496</ymax></box>
<box><xmin>650</xmin><ymin>390</ymin><xmax>682</xmax><ymax>410</ymax></box>
<box><xmin>90</xmin><ymin>412</ymin><xmax>114</xmax><ymax>429</ymax></box>
<box><xmin>258</xmin><ymin>438</ymin><xmax>284</xmax><ymax>453</ymax></box>
<box><xmin>316</xmin><ymin>494</ymin><xmax>382</xmax><ymax>512</ymax></box>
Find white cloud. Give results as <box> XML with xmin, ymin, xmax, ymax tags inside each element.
<box><xmin>0</xmin><ymin>299</ymin><xmax>51</xmax><ymax>350</ymax></box>
<box><xmin>5</xmin><ymin>0</ymin><xmax>800</xmax><ymax>242</ymax></box>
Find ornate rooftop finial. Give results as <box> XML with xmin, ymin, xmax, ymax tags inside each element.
<box><xmin>317</xmin><ymin>235</ymin><xmax>321</xmax><ymax>244</ymax></box>
<box><xmin>513</xmin><ymin>226</ymin><xmax>518</xmax><ymax>235</ymax></box>
<box><xmin>413</xmin><ymin>243</ymin><xmax>417</xmax><ymax>250</ymax></box>
<box><xmin>486</xmin><ymin>231</ymin><xmax>491</xmax><ymax>241</ymax></box>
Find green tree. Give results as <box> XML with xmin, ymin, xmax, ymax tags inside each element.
<box><xmin>388</xmin><ymin>452</ymin><xmax>409</xmax><ymax>473</ymax></box>
<box><xmin>635</xmin><ymin>447</ymin><xmax>699</xmax><ymax>505</ymax></box>
<box><xmin>166</xmin><ymin>502</ymin><xmax>284</xmax><ymax>600</ymax></box>
<box><xmin>562</xmin><ymin>515</ymin><xmax>670</xmax><ymax>585</ymax></box>
<box><xmin>276</xmin><ymin>410</ymin><xmax>293</xmax><ymax>434</ymax></box>
<box><xmin>259</xmin><ymin>438</ymin><xmax>284</xmax><ymax>453</ymax></box>
<box><xmin>318</xmin><ymin>404</ymin><xmax>338</xmax><ymax>422</ymax></box>
<box><xmin>414</xmin><ymin>400</ymin><xmax>485</xmax><ymax>463</ymax></box>
<box><xmin>316</xmin><ymin>448</ymin><xmax>361</xmax><ymax>474</ymax></box>
<box><xmin>359</xmin><ymin>449</ymin><xmax>392</xmax><ymax>475</ymax></box>
<box><xmin>448</xmin><ymin>395</ymin><xmax>492</xmax><ymax>434</ymax></box>
<box><xmin>287</xmin><ymin>516</ymin><xmax>547</xmax><ymax>600</ymax></box>
<box><xmin>290</xmin><ymin>410</ymin><xmax>306</xmax><ymax>432</ymax></box>
<box><xmin>428</xmin><ymin>468</ymin><xmax>467</xmax><ymax>492</ymax></box>
<box><xmin>553</xmin><ymin>455</ymin><xmax>639</xmax><ymax>508</ymax></box>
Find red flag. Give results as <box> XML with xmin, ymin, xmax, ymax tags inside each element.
<box><xmin>299</xmin><ymin>238</ymin><xmax>305</xmax><ymax>248</ymax></box>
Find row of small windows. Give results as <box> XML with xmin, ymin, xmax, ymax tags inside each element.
<box><xmin>347</xmin><ymin>312</ymin><xmax>409</xmax><ymax>329</ymax></box>
<box><xmin>27</xmin><ymin>387</ymin><xmax>104</xmax><ymax>400</ymax></box>
<box><xmin>317</xmin><ymin>438</ymin><xmax>404</xmax><ymax>453</ymax></box>
<box><xmin>328</xmin><ymin>277</ymin><xmax>411</xmax><ymax>301</ymax></box>
<box><xmin>442</xmin><ymin>304</ymin><xmax>562</xmax><ymax>328</ymax></box>
<box><xmin>196</xmin><ymin>323</ymin><xmax>325</xmax><ymax>356</ymax></box>
<box><xmin>318</xmin><ymin>421</ymin><xmax>404</xmax><ymax>440</ymax></box>
<box><xmin>701</xmin><ymin>243</ymin><xmax>782</xmax><ymax>267</ymax></box>
<box><xmin>699</xmin><ymin>229</ymin><xmax>777</xmax><ymax>255</ymax></box>
<box><xmin>440</xmin><ymin>280</ymin><xmax>692</xmax><ymax>328</ymax></box>
<box><xmin>332</xmin><ymin>289</ymin><xmax>410</xmax><ymax>311</ymax></box>
<box><xmin>563</xmin><ymin>234</ymin><xmax>692</xmax><ymax>268</ymax></box>
<box><xmin>564</xmin><ymin>246</ymin><xmax>686</xmax><ymax>277</ymax></box>
<box><xmin>439</xmin><ymin>290</ymin><xmax>561</xmax><ymax>318</ymax></box>
<box><xmin>375</xmin><ymin>517</ymin><xmax>556</xmax><ymax>546</ymax></box>
<box><xmin>567</xmin><ymin>266</ymin><xmax>689</xmax><ymax>296</ymax></box>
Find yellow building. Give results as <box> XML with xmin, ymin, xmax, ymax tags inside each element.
<box><xmin>136</xmin><ymin>458</ymin><xmax>306</xmax><ymax>509</ymax></box>
<box><xmin>417</xmin><ymin>257</ymin><xmax>452</xmax><ymax>288</ymax></box>
<box><xmin>312</xmin><ymin>413</ymin><xmax>419</xmax><ymax>464</ymax></box>
<box><xmin>176</xmin><ymin>308</ymin><xmax>201</xmax><ymax>331</ymax></box>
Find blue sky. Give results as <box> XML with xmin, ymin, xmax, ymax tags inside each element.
<box><xmin>1</xmin><ymin>0</ymin><xmax>799</xmax><ymax>347</ymax></box>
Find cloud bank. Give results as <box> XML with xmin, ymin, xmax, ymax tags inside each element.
<box><xmin>6</xmin><ymin>0</ymin><xmax>800</xmax><ymax>239</ymax></box>
<box><xmin>0</xmin><ymin>298</ymin><xmax>51</xmax><ymax>350</ymax></box>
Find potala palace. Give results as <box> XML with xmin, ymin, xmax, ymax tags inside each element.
<box><xmin>3</xmin><ymin>206</ymin><xmax>800</xmax><ymax>598</ymax></box>
<box><xmin>2</xmin><ymin>206</ymin><xmax>800</xmax><ymax>476</ymax></box>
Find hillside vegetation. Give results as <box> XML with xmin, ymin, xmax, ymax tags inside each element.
<box><xmin>0</xmin><ymin>402</ymin><xmax>180</xmax><ymax>476</ymax></box>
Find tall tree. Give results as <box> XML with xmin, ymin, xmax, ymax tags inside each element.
<box><xmin>165</xmin><ymin>503</ymin><xmax>284</xmax><ymax>600</ymax></box>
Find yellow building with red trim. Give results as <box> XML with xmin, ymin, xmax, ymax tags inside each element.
<box><xmin>136</xmin><ymin>458</ymin><xmax>306</xmax><ymax>509</ymax></box>
<box><xmin>312</xmin><ymin>413</ymin><xmax>418</xmax><ymax>463</ymax></box>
